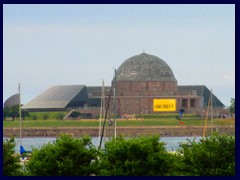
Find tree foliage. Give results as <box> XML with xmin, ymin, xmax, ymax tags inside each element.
<box><xmin>5</xmin><ymin>134</ymin><xmax>235</xmax><ymax>176</ymax></box>
<box><xmin>180</xmin><ymin>133</ymin><xmax>235</xmax><ymax>176</ymax></box>
<box><xmin>26</xmin><ymin>134</ymin><xmax>99</xmax><ymax>176</ymax></box>
<box><xmin>3</xmin><ymin>105</ymin><xmax>29</xmax><ymax>120</ymax></box>
<box><xmin>230</xmin><ymin>98</ymin><xmax>235</xmax><ymax>114</ymax></box>
<box><xmin>98</xmin><ymin>136</ymin><xmax>183</xmax><ymax>176</ymax></box>
<box><xmin>3</xmin><ymin>137</ymin><xmax>22</xmax><ymax>176</ymax></box>
<box><xmin>56</xmin><ymin>113</ymin><xmax>64</xmax><ymax>120</ymax></box>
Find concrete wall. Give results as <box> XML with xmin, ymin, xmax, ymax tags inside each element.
<box><xmin>4</xmin><ymin>126</ymin><xmax>234</xmax><ymax>138</ymax></box>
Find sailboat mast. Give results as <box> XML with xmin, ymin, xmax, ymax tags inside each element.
<box><xmin>113</xmin><ymin>69</ymin><xmax>117</xmax><ymax>138</ymax></box>
<box><xmin>202</xmin><ymin>90</ymin><xmax>211</xmax><ymax>138</ymax></box>
<box><xmin>210</xmin><ymin>89</ymin><xmax>213</xmax><ymax>135</ymax></box>
<box><xmin>19</xmin><ymin>83</ymin><xmax>22</xmax><ymax>146</ymax></box>
<box><xmin>98</xmin><ymin>80</ymin><xmax>105</xmax><ymax>146</ymax></box>
<box><xmin>99</xmin><ymin>82</ymin><xmax>113</xmax><ymax>149</ymax></box>
<box><xmin>98</xmin><ymin>82</ymin><xmax>103</xmax><ymax>146</ymax></box>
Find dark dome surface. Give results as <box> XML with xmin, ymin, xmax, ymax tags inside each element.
<box><xmin>116</xmin><ymin>53</ymin><xmax>176</xmax><ymax>81</ymax></box>
<box><xmin>4</xmin><ymin>93</ymin><xmax>20</xmax><ymax>108</ymax></box>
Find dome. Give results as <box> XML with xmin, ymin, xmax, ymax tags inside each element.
<box><xmin>116</xmin><ymin>53</ymin><xmax>176</xmax><ymax>81</ymax></box>
<box><xmin>4</xmin><ymin>93</ymin><xmax>20</xmax><ymax>108</ymax></box>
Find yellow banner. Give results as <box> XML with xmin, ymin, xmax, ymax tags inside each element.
<box><xmin>153</xmin><ymin>99</ymin><xmax>176</xmax><ymax>112</ymax></box>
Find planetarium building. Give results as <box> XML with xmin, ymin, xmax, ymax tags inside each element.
<box><xmin>106</xmin><ymin>52</ymin><xmax>224</xmax><ymax>115</ymax></box>
<box><xmin>20</xmin><ymin>53</ymin><xmax>224</xmax><ymax>116</ymax></box>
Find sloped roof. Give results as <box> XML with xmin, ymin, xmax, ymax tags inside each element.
<box><xmin>22</xmin><ymin>85</ymin><xmax>87</xmax><ymax>109</ymax></box>
<box><xmin>178</xmin><ymin>85</ymin><xmax>225</xmax><ymax>107</ymax></box>
<box><xmin>4</xmin><ymin>93</ymin><xmax>20</xmax><ymax>108</ymax></box>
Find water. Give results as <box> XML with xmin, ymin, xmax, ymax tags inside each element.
<box><xmin>3</xmin><ymin>136</ymin><xmax>201</xmax><ymax>153</ymax></box>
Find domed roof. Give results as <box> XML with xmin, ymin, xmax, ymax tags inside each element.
<box><xmin>116</xmin><ymin>53</ymin><xmax>176</xmax><ymax>81</ymax></box>
<box><xmin>4</xmin><ymin>93</ymin><xmax>20</xmax><ymax>108</ymax></box>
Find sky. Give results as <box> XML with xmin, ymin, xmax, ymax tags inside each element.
<box><xmin>3</xmin><ymin>4</ymin><xmax>235</xmax><ymax>106</ymax></box>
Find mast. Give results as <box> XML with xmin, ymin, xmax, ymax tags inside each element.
<box><xmin>99</xmin><ymin>82</ymin><xmax>113</xmax><ymax>149</ymax></box>
<box><xmin>98</xmin><ymin>80</ymin><xmax>105</xmax><ymax>146</ymax></box>
<box><xmin>202</xmin><ymin>90</ymin><xmax>211</xmax><ymax>137</ymax></box>
<box><xmin>19</xmin><ymin>83</ymin><xmax>22</xmax><ymax>146</ymax></box>
<box><xmin>202</xmin><ymin>89</ymin><xmax>213</xmax><ymax>137</ymax></box>
<box><xmin>113</xmin><ymin>69</ymin><xmax>117</xmax><ymax>138</ymax></box>
<box><xmin>210</xmin><ymin>89</ymin><xmax>213</xmax><ymax>135</ymax></box>
<box><xmin>98</xmin><ymin>81</ymin><xmax>103</xmax><ymax>146</ymax></box>
<box><xmin>99</xmin><ymin>69</ymin><xmax>117</xmax><ymax>149</ymax></box>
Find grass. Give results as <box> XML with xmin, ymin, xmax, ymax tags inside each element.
<box><xmin>3</xmin><ymin>112</ymin><xmax>234</xmax><ymax>128</ymax></box>
<box><xmin>27</xmin><ymin>111</ymin><xmax>68</xmax><ymax>120</ymax></box>
<box><xmin>136</xmin><ymin>113</ymin><xmax>199</xmax><ymax>119</ymax></box>
<box><xmin>3</xmin><ymin>118</ymin><xmax>235</xmax><ymax>128</ymax></box>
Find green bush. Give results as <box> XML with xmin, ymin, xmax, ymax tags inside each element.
<box><xmin>180</xmin><ymin>133</ymin><xmax>235</xmax><ymax>176</ymax></box>
<box><xmin>3</xmin><ymin>137</ymin><xmax>22</xmax><ymax>176</ymax></box>
<box><xmin>3</xmin><ymin>134</ymin><xmax>235</xmax><ymax>176</ymax></box>
<box><xmin>31</xmin><ymin>115</ymin><xmax>38</xmax><ymax>120</ymax></box>
<box><xmin>43</xmin><ymin>114</ymin><xmax>49</xmax><ymax>120</ymax></box>
<box><xmin>69</xmin><ymin>111</ymin><xmax>81</xmax><ymax>119</ymax></box>
<box><xmin>28</xmin><ymin>111</ymin><xmax>67</xmax><ymax>120</ymax></box>
<box><xmin>98</xmin><ymin>135</ymin><xmax>182</xmax><ymax>176</ymax></box>
<box><xmin>56</xmin><ymin>113</ymin><xmax>64</xmax><ymax>120</ymax></box>
<box><xmin>26</xmin><ymin>134</ymin><xmax>99</xmax><ymax>176</ymax></box>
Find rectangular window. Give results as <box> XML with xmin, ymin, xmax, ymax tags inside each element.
<box><xmin>182</xmin><ymin>99</ymin><xmax>188</xmax><ymax>108</ymax></box>
<box><xmin>190</xmin><ymin>99</ymin><xmax>196</xmax><ymax>108</ymax></box>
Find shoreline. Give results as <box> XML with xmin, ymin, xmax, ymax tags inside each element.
<box><xmin>3</xmin><ymin>126</ymin><xmax>235</xmax><ymax>138</ymax></box>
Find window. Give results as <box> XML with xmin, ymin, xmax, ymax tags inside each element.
<box><xmin>190</xmin><ymin>99</ymin><xmax>196</xmax><ymax>108</ymax></box>
<box><xmin>182</xmin><ymin>99</ymin><xmax>188</xmax><ymax>108</ymax></box>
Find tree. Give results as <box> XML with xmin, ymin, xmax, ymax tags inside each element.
<box><xmin>98</xmin><ymin>136</ymin><xmax>183</xmax><ymax>176</ymax></box>
<box><xmin>9</xmin><ymin>105</ymin><xmax>19</xmax><ymax>121</ymax></box>
<box><xmin>3</xmin><ymin>105</ymin><xmax>29</xmax><ymax>121</ymax></box>
<box><xmin>21</xmin><ymin>109</ymin><xmax>30</xmax><ymax>120</ymax></box>
<box><xmin>3</xmin><ymin>107</ymin><xmax>11</xmax><ymax>120</ymax></box>
<box><xmin>180</xmin><ymin>133</ymin><xmax>235</xmax><ymax>176</ymax></box>
<box><xmin>3</xmin><ymin>137</ymin><xmax>22</xmax><ymax>176</ymax></box>
<box><xmin>229</xmin><ymin>98</ymin><xmax>235</xmax><ymax>114</ymax></box>
<box><xmin>26</xmin><ymin>134</ymin><xmax>99</xmax><ymax>176</ymax></box>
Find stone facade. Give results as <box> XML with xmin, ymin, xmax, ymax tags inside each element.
<box><xmin>19</xmin><ymin>52</ymin><xmax>224</xmax><ymax>116</ymax></box>
<box><xmin>105</xmin><ymin>53</ymin><xmax>215</xmax><ymax>115</ymax></box>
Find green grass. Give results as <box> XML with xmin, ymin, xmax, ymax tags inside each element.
<box><xmin>3</xmin><ymin>119</ymin><xmax>99</xmax><ymax>128</ymax></box>
<box><xmin>3</xmin><ymin>112</ymin><xmax>234</xmax><ymax>128</ymax></box>
<box><xmin>136</xmin><ymin>113</ymin><xmax>199</xmax><ymax>119</ymax></box>
<box><xmin>27</xmin><ymin>111</ymin><xmax>68</xmax><ymax>120</ymax></box>
<box><xmin>3</xmin><ymin>118</ymin><xmax>235</xmax><ymax>128</ymax></box>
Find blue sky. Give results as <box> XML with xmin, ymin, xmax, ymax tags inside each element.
<box><xmin>3</xmin><ymin>4</ymin><xmax>235</xmax><ymax>106</ymax></box>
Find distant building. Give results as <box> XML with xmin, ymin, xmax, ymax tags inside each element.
<box><xmin>19</xmin><ymin>53</ymin><xmax>224</xmax><ymax>117</ymax></box>
<box><xmin>22</xmin><ymin>85</ymin><xmax>88</xmax><ymax>111</ymax></box>
<box><xmin>4</xmin><ymin>93</ymin><xmax>20</xmax><ymax>108</ymax></box>
<box><xmin>107</xmin><ymin>53</ymin><xmax>224</xmax><ymax>115</ymax></box>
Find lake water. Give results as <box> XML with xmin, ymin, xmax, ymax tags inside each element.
<box><xmin>4</xmin><ymin>136</ymin><xmax>201</xmax><ymax>153</ymax></box>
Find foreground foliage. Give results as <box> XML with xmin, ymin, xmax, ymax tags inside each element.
<box><xmin>98</xmin><ymin>136</ymin><xmax>183</xmax><ymax>176</ymax></box>
<box><xmin>4</xmin><ymin>133</ymin><xmax>235</xmax><ymax>176</ymax></box>
<box><xmin>25</xmin><ymin>135</ymin><xmax>99</xmax><ymax>176</ymax></box>
<box><xmin>3</xmin><ymin>137</ymin><xmax>22</xmax><ymax>176</ymax></box>
<box><xmin>180</xmin><ymin>133</ymin><xmax>235</xmax><ymax>176</ymax></box>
